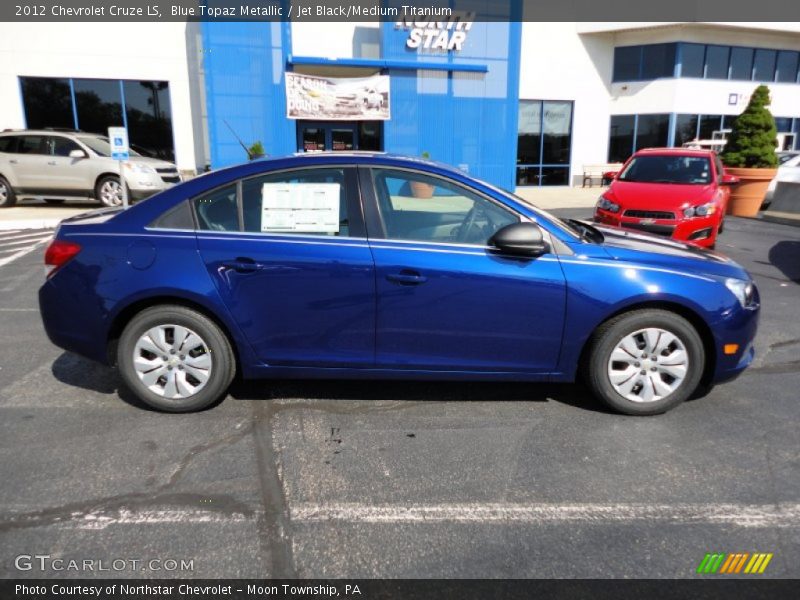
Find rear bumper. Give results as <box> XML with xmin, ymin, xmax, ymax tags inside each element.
<box><xmin>594</xmin><ymin>209</ymin><xmax>719</xmax><ymax>247</ymax></box>
<box><xmin>38</xmin><ymin>278</ymin><xmax>110</xmax><ymax>364</ymax></box>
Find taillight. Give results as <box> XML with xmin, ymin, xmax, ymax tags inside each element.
<box><xmin>44</xmin><ymin>239</ymin><xmax>81</xmax><ymax>277</ymax></box>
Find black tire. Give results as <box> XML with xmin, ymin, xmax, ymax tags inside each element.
<box><xmin>95</xmin><ymin>175</ymin><xmax>123</xmax><ymax>207</ymax></box>
<box><xmin>717</xmin><ymin>219</ymin><xmax>724</xmax><ymax>234</ymax></box>
<box><xmin>0</xmin><ymin>176</ymin><xmax>16</xmax><ymax>208</ymax></box>
<box><xmin>582</xmin><ymin>309</ymin><xmax>705</xmax><ymax>416</ymax></box>
<box><xmin>117</xmin><ymin>305</ymin><xmax>235</xmax><ymax>412</ymax></box>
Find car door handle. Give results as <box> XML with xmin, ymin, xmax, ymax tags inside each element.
<box><xmin>221</xmin><ymin>257</ymin><xmax>263</xmax><ymax>273</ymax></box>
<box><xmin>9</xmin><ymin>159</ymin><xmax>17</xmax><ymax>164</ymax></box>
<box><xmin>386</xmin><ymin>270</ymin><xmax>427</xmax><ymax>286</ymax></box>
<box><xmin>47</xmin><ymin>161</ymin><xmax>57</xmax><ymax>166</ymax></box>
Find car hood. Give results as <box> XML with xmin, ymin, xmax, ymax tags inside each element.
<box><xmin>586</xmin><ymin>222</ymin><xmax>750</xmax><ymax>281</ymax></box>
<box><xmin>609</xmin><ymin>181</ymin><xmax>714</xmax><ymax>209</ymax></box>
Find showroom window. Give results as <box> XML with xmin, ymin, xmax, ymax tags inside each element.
<box><xmin>612</xmin><ymin>44</ymin><xmax>676</xmax><ymax>81</ymax></box>
<box><xmin>607</xmin><ymin>114</ymin><xmax>670</xmax><ymax>163</ymax></box>
<box><xmin>19</xmin><ymin>77</ymin><xmax>74</xmax><ymax>131</ymax></box>
<box><xmin>616</xmin><ymin>43</ymin><xmax>800</xmax><ymax>83</ymax></box>
<box><xmin>19</xmin><ymin>76</ymin><xmax>175</xmax><ymax>162</ymax></box>
<box><xmin>516</xmin><ymin>100</ymin><xmax>573</xmax><ymax>186</ymax></box>
<box><xmin>661</xmin><ymin>114</ymin><xmax>797</xmax><ymax>151</ymax></box>
<box><xmin>776</xmin><ymin>51</ymin><xmax>800</xmax><ymax>83</ymax></box>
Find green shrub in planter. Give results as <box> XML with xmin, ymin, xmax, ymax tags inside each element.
<box><xmin>721</xmin><ymin>85</ymin><xmax>778</xmax><ymax>169</ymax></box>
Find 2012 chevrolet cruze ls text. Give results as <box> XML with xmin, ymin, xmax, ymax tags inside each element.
<box><xmin>39</xmin><ymin>153</ymin><xmax>760</xmax><ymax>415</ymax></box>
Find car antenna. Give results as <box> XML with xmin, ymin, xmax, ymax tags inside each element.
<box><xmin>223</xmin><ymin>119</ymin><xmax>254</xmax><ymax>160</ymax></box>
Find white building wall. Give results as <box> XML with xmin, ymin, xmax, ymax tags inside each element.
<box><xmin>0</xmin><ymin>22</ymin><xmax>202</xmax><ymax>172</ymax></box>
<box><xmin>522</xmin><ymin>22</ymin><xmax>800</xmax><ymax>184</ymax></box>
<box><xmin>291</xmin><ymin>22</ymin><xmax>380</xmax><ymax>59</ymax></box>
<box><xmin>519</xmin><ymin>22</ymin><xmax>616</xmax><ymax>185</ymax></box>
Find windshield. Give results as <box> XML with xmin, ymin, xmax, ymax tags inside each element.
<box><xmin>77</xmin><ymin>136</ymin><xmax>141</xmax><ymax>158</ymax></box>
<box><xmin>619</xmin><ymin>155</ymin><xmax>712</xmax><ymax>185</ymax></box>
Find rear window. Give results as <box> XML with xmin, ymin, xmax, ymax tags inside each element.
<box><xmin>0</xmin><ymin>136</ymin><xmax>16</xmax><ymax>153</ymax></box>
<box><xmin>619</xmin><ymin>155</ymin><xmax>712</xmax><ymax>185</ymax></box>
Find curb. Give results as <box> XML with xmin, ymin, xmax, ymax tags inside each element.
<box><xmin>0</xmin><ymin>218</ymin><xmax>62</xmax><ymax>231</ymax></box>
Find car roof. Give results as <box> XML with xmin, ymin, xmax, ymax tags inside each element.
<box><xmin>633</xmin><ymin>147</ymin><xmax>715</xmax><ymax>158</ymax></box>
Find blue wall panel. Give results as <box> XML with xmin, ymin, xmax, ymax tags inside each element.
<box><xmin>381</xmin><ymin>15</ymin><xmax>521</xmax><ymax>190</ymax></box>
<box><xmin>202</xmin><ymin>21</ymin><xmax>295</xmax><ymax>168</ymax></box>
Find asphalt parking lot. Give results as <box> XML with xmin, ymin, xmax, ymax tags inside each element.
<box><xmin>0</xmin><ymin>209</ymin><xmax>798</xmax><ymax>579</ymax></box>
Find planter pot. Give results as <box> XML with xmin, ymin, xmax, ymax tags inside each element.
<box><xmin>409</xmin><ymin>181</ymin><xmax>435</xmax><ymax>199</ymax></box>
<box><xmin>725</xmin><ymin>167</ymin><xmax>778</xmax><ymax>217</ymax></box>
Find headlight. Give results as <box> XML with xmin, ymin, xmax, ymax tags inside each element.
<box><xmin>683</xmin><ymin>202</ymin><xmax>717</xmax><ymax>218</ymax></box>
<box><xmin>124</xmin><ymin>162</ymin><xmax>156</xmax><ymax>174</ymax></box>
<box><xmin>725</xmin><ymin>278</ymin><xmax>754</xmax><ymax>307</ymax></box>
<box><xmin>597</xmin><ymin>195</ymin><xmax>620</xmax><ymax>213</ymax></box>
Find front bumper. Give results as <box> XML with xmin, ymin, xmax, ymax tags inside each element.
<box><xmin>594</xmin><ymin>208</ymin><xmax>719</xmax><ymax>247</ymax></box>
<box><xmin>123</xmin><ymin>170</ymin><xmax>180</xmax><ymax>201</ymax></box>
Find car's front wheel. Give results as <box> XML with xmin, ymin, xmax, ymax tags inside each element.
<box><xmin>117</xmin><ymin>305</ymin><xmax>236</xmax><ymax>412</ymax></box>
<box><xmin>583</xmin><ymin>309</ymin><xmax>705</xmax><ymax>415</ymax></box>
<box><xmin>0</xmin><ymin>176</ymin><xmax>16</xmax><ymax>208</ymax></box>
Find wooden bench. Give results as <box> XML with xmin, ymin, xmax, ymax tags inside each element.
<box><xmin>582</xmin><ymin>163</ymin><xmax>623</xmax><ymax>187</ymax></box>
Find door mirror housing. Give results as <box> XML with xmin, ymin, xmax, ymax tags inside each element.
<box><xmin>720</xmin><ymin>173</ymin><xmax>739</xmax><ymax>185</ymax></box>
<box><xmin>489</xmin><ymin>222</ymin><xmax>548</xmax><ymax>257</ymax></box>
<box><xmin>69</xmin><ymin>149</ymin><xmax>87</xmax><ymax>159</ymax></box>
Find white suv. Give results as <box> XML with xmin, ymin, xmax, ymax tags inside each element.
<box><xmin>0</xmin><ymin>130</ymin><xmax>180</xmax><ymax>208</ymax></box>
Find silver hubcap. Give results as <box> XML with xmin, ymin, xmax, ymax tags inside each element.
<box><xmin>0</xmin><ymin>182</ymin><xmax>7</xmax><ymax>202</ymax></box>
<box><xmin>607</xmin><ymin>327</ymin><xmax>689</xmax><ymax>403</ymax></box>
<box><xmin>133</xmin><ymin>325</ymin><xmax>212</xmax><ymax>399</ymax></box>
<box><xmin>100</xmin><ymin>180</ymin><xmax>122</xmax><ymax>206</ymax></box>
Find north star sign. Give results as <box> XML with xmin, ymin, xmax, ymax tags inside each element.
<box><xmin>395</xmin><ymin>16</ymin><xmax>474</xmax><ymax>52</ymax></box>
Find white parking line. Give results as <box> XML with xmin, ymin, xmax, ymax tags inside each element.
<box><xmin>0</xmin><ymin>231</ymin><xmax>52</xmax><ymax>242</ymax></box>
<box><xmin>0</xmin><ymin>237</ymin><xmax>51</xmax><ymax>250</ymax></box>
<box><xmin>0</xmin><ymin>241</ymin><xmax>47</xmax><ymax>268</ymax></box>
<box><xmin>290</xmin><ymin>502</ymin><xmax>800</xmax><ymax>528</ymax></box>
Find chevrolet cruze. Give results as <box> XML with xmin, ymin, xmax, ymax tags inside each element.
<box><xmin>39</xmin><ymin>153</ymin><xmax>760</xmax><ymax>415</ymax></box>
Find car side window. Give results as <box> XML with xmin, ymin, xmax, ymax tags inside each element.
<box><xmin>241</xmin><ymin>168</ymin><xmax>350</xmax><ymax>237</ymax></box>
<box><xmin>715</xmin><ymin>156</ymin><xmax>725</xmax><ymax>181</ymax></box>
<box><xmin>193</xmin><ymin>184</ymin><xmax>239</xmax><ymax>232</ymax></box>
<box><xmin>49</xmin><ymin>136</ymin><xmax>82</xmax><ymax>157</ymax></box>
<box><xmin>370</xmin><ymin>168</ymin><xmax>519</xmax><ymax>245</ymax></box>
<box><xmin>0</xmin><ymin>136</ymin><xmax>16</xmax><ymax>153</ymax></box>
<box><xmin>17</xmin><ymin>136</ymin><xmax>48</xmax><ymax>155</ymax></box>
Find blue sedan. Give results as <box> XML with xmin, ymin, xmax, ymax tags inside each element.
<box><xmin>39</xmin><ymin>153</ymin><xmax>760</xmax><ymax>415</ymax></box>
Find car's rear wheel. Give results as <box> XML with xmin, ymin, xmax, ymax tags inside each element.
<box><xmin>0</xmin><ymin>176</ymin><xmax>16</xmax><ymax>208</ymax></box>
<box><xmin>96</xmin><ymin>175</ymin><xmax>123</xmax><ymax>207</ymax></box>
<box><xmin>117</xmin><ymin>305</ymin><xmax>235</xmax><ymax>412</ymax></box>
<box><xmin>583</xmin><ymin>309</ymin><xmax>705</xmax><ymax>415</ymax></box>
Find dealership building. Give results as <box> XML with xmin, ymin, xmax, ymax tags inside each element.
<box><xmin>1</xmin><ymin>18</ymin><xmax>799</xmax><ymax>190</ymax></box>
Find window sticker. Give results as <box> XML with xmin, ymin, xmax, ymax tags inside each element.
<box><xmin>261</xmin><ymin>183</ymin><xmax>340</xmax><ymax>233</ymax></box>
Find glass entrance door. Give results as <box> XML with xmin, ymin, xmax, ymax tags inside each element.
<box><xmin>297</xmin><ymin>122</ymin><xmax>358</xmax><ymax>152</ymax></box>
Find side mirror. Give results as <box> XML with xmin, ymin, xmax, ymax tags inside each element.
<box><xmin>69</xmin><ymin>149</ymin><xmax>87</xmax><ymax>159</ymax></box>
<box><xmin>489</xmin><ymin>222</ymin><xmax>548</xmax><ymax>257</ymax></box>
<box><xmin>720</xmin><ymin>173</ymin><xmax>739</xmax><ymax>185</ymax></box>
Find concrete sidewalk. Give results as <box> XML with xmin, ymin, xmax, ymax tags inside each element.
<box><xmin>0</xmin><ymin>187</ymin><xmax>603</xmax><ymax>230</ymax></box>
<box><xmin>0</xmin><ymin>199</ymin><xmax>96</xmax><ymax>230</ymax></box>
<box><xmin>514</xmin><ymin>185</ymin><xmax>602</xmax><ymax>210</ymax></box>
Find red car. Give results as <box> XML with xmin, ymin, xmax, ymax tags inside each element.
<box><xmin>594</xmin><ymin>148</ymin><xmax>739</xmax><ymax>248</ymax></box>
